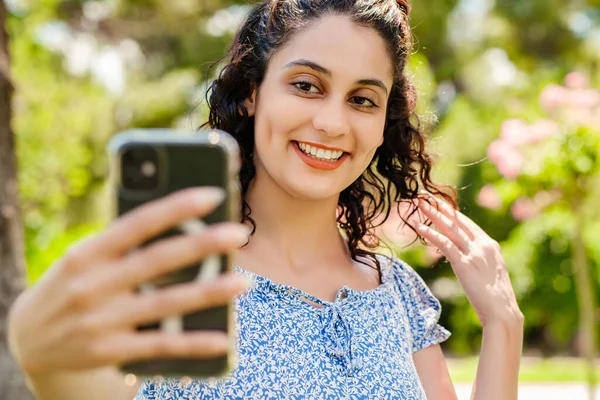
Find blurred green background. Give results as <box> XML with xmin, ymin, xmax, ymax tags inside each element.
<box><xmin>9</xmin><ymin>0</ymin><xmax>600</xmax><ymax>385</ymax></box>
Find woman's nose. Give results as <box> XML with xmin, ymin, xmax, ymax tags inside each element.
<box><xmin>312</xmin><ymin>97</ymin><xmax>351</xmax><ymax>137</ymax></box>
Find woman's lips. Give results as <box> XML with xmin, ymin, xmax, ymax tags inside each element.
<box><xmin>292</xmin><ymin>141</ymin><xmax>348</xmax><ymax>171</ymax></box>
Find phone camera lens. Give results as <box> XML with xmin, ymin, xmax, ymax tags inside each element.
<box><xmin>121</xmin><ymin>146</ymin><xmax>159</xmax><ymax>191</ymax></box>
<box><xmin>140</xmin><ymin>161</ymin><xmax>157</xmax><ymax>177</ymax></box>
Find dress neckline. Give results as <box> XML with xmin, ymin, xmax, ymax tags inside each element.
<box><xmin>233</xmin><ymin>255</ymin><xmax>394</xmax><ymax>308</ymax></box>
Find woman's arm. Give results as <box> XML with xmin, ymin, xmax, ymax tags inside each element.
<box><xmin>471</xmin><ymin>318</ymin><xmax>523</xmax><ymax>400</ymax></box>
<box><xmin>414</xmin><ymin>318</ymin><xmax>523</xmax><ymax>400</ymax></box>
<box><xmin>413</xmin><ymin>345</ymin><xmax>458</xmax><ymax>400</ymax></box>
<box><xmin>414</xmin><ymin>194</ymin><xmax>524</xmax><ymax>400</ymax></box>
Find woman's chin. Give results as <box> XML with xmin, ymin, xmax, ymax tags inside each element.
<box><xmin>284</xmin><ymin>179</ymin><xmax>345</xmax><ymax>202</ymax></box>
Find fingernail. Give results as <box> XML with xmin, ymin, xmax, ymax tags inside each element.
<box><xmin>199</xmin><ymin>187</ymin><xmax>226</xmax><ymax>205</ymax></box>
<box><xmin>213</xmin><ymin>336</ymin><xmax>230</xmax><ymax>352</ymax></box>
<box><xmin>222</xmin><ymin>226</ymin><xmax>251</xmax><ymax>245</ymax></box>
<box><xmin>229</xmin><ymin>226</ymin><xmax>250</xmax><ymax>244</ymax></box>
<box><xmin>223</xmin><ymin>274</ymin><xmax>251</xmax><ymax>291</ymax></box>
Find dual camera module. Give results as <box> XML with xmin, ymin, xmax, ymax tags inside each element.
<box><xmin>120</xmin><ymin>146</ymin><xmax>160</xmax><ymax>191</ymax></box>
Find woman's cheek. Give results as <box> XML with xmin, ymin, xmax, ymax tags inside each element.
<box><xmin>272</xmin><ymin>96</ymin><xmax>316</xmax><ymax>132</ymax></box>
<box><xmin>356</xmin><ymin>119</ymin><xmax>385</xmax><ymax>150</ymax></box>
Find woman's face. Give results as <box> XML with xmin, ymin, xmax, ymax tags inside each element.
<box><xmin>247</xmin><ymin>15</ymin><xmax>393</xmax><ymax>201</ymax></box>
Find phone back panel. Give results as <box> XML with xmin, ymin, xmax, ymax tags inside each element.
<box><xmin>108</xmin><ymin>129</ymin><xmax>240</xmax><ymax>379</ymax></box>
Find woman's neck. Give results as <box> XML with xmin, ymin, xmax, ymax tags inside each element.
<box><xmin>237</xmin><ymin>172</ymin><xmax>349</xmax><ymax>275</ymax></box>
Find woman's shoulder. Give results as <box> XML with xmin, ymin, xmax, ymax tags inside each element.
<box><xmin>374</xmin><ymin>252</ymin><xmax>423</xmax><ymax>284</ymax></box>
<box><xmin>375</xmin><ymin>253</ymin><xmax>440</xmax><ymax>307</ymax></box>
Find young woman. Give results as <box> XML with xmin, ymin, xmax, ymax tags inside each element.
<box><xmin>8</xmin><ymin>0</ymin><xmax>523</xmax><ymax>399</ymax></box>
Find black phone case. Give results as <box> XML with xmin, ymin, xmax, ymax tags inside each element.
<box><xmin>107</xmin><ymin>129</ymin><xmax>240</xmax><ymax>379</ymax></box>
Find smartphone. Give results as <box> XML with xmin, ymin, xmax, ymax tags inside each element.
<box><xmin>107</xmin><ymin>128</ymin><xmax>240</xmax><ymax>379</ymax></box>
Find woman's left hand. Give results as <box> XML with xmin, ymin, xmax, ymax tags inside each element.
<box><xmin>415</xmin><ymin>194</ymin><xmax>523</xmax><ymax>329</ymax></box>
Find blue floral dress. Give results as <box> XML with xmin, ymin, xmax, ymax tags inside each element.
<box><xmin>135</xmin><ymin>255</ymin><xmax>450</xmax><ymax>399</ymax></box>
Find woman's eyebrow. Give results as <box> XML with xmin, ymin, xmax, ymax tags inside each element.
<box><xmin>284</xmin><ymin>59</ymin><xmax>389</xmax><ymax>95</ymax></box>
<box><xmin>356</xmin><ymin>79</ymin><xmax>388</xmax><ymax>95</ymax></box>
<box><xmin>285</xmin><ymin>59</ymin><xmax>331</xmax><ymax>76</ymax></box>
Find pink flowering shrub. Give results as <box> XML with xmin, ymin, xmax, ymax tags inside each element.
<box><xmin>480</xmin><ymin>72</ymin><xmax>600</xmax><ymax>221</ymax></box>
<box><xmin>479</xmin><ymin>73</ymin><xmax>600</xmax><ymax>380</ymax></box>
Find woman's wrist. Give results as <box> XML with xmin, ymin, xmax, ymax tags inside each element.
<box><xmin>482</xmin><ymin>306</ymin><xmax>524</xmax><ymax>332</ymax></box>
<box><xmin>481</xmin><ymin>312</ymin><xmax>524</xmax><ymax>358</ymax></box>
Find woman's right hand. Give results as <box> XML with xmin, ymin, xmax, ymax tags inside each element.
<box><xmin>7</xmin><ymin>187</ymin><xmax>250</xmax><ymax>380</ymax></box>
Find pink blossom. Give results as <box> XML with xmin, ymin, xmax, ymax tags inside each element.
<box><xmin>488</xmin><ymin>140</ymin><xmax>524</xmax><ymax>179</ymax></box>
<box><xmin>526</xmin><ymin>119</ymin><xmax>561</xmax><ymax>143</ymax></box>
<box><xmin>496</xmin><ymin>152</ymin><xmax>524</xmax><ymax>179</ymax></box>
<box><xmin>500</xmin><ymin>119</ymin><xmax>530</xmax><ymax>146</ymax></box>
<box><xmin>511</xmin><ymin>197</ymin><xmax>540</xmax><ymax>221</ymax></box>
<box><xmin>477</xmin><ymin>184</ymin><xmax>502</xmax><ymax>210</ymax></box>
<box><xmin>564</xmin><ymin>72</ymin><xmax>589</xmax><ymax>89</ymax></box>
<box><xmin>540</xmin><ymin>84</ymin><xmax>568</xmax><ymax>111</ymax></box>
<box><xmin>567</xmin><ymin>88</ymin><xmax>600</xmax><ymax>110</ymax></box>
<box><xmin>487</xmin><ymin>139</ymin><xmax>513</xmax><ymax>164</ymax></box>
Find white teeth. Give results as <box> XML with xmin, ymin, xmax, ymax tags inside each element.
<box><xmin>296</xmin><ymin>142</ymin><xmax>344</xmax><ymax>161</ymax></box>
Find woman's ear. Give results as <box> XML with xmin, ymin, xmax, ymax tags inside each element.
<box><xmin>243</xmin><ymin>89</ymin><xmax>257</xmax><ymax>116</ymax></box>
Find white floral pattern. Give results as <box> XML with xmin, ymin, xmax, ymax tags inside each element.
<box><xmin>135</xmin><ymin>255</ymin><xmax>450</xmax><ymax>399</ymax></box>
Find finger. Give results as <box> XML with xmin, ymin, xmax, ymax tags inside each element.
<box><xmin>101</xmin><ymin>222</ymin><xmax>249</xmax><ymax>294</ymax></box>
<box><xmin>415</xmin><ymin>223</ymin><xmax>461</xmax><ymax>264</ymax></box>
<box><xmin>418</xmin><ymin>200</ymin><xmax>471</xmax><ymax>253</ymax></box>
<box><xmin>446</xmin><ymin>205</ymin><xmax>489</xmax><ymax>241</ymax></box>
<box><xmin>57</xmin><ymin>223</ymin><xmax>249</xmax><ymax>314</ymax></box>
<box><xmin>82</xmin><ymin>273</ymin><xmax>248</xmax><ymax>332</ymax></box>
<box><xmin>93</xmin><ymin>330</ymin><xmax>231</xmax><ymax>365</ymax></box>
<box><xmin>95</xmin><ymin>187</ymin><xmax>227</xmax><ymax>258</ymax></box>
<box><xmin>420</xmin><ymin>193</ymin><xmax>480</xmax><ymax>240</ymax></box>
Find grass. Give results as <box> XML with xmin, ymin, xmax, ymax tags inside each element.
<box><xmin>447</xmin><ymin>357</ymin><xmax>600</xmax><ymax>383</ymax></box>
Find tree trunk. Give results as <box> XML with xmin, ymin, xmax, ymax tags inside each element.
<box><xmin>0</xmin><ymin>2</ymin><xmax>34</xmax><ymax>398</ymax></box>
<box><xmin>572</xmin><ymin>195</ymin><xmax>598</xmax><ymax>400</ymax></box>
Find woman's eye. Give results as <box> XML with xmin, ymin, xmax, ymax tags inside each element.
<box><xmin>351</xmin><ymin>96</ymin><xmax>377</xmax><ymax>108</ymax></box>
<box><xmin>293</xmin><ymin>81</ymin><xmax>319</xmax><ymax>93</ymax></box>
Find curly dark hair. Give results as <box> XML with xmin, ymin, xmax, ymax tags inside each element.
<box><xmin>201</xmin><ymin>0</ymin><xmax>456</xmax><ymax>281</ymax></box>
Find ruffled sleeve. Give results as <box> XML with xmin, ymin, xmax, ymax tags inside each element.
<box><xmin>388</xmin><ymin>257</ymin><xmax>451</xmax><ymax>352</ymax></box>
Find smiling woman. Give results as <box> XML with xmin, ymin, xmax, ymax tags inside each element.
<box><xmin>148</xmin><ymin>0</ymin><xmax>518</xmax><ymax>398</ymax></box>
<box><xmin>7</xmin><ymin>0</ymin><xmax>523</xmax><ymax>399</ymax></box>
